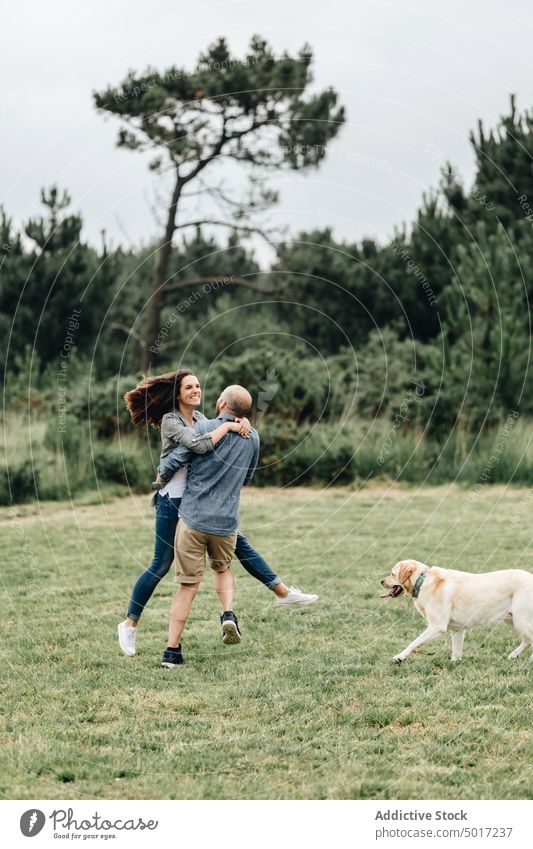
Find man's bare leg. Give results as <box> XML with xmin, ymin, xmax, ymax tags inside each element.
<box><xmin>168</xmin><ymin>583</ymin><xmax>200</xmax><ymax>647</ymax></box>
<box><xmin>214</xmin><ymin>568</ymin><xmax>234</xmax><ymax>611</ymax></box>
<box><xmin>214</xmin><ymin>569</ymin><xmax>241</xmax><ymax>644</ymax></box>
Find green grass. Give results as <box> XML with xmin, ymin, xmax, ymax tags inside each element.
<box><xmin>1</xmin><ymin>484</ymin><xmax>532</xmax><ymax>800</ymax></box>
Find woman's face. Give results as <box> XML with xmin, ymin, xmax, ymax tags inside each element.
<box><xmin>179</xmin><ymin>374</ymin><xmax>201</xmax><ymax>407</ymax></box>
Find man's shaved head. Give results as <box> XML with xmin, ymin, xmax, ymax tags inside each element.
<box><xmin>219</xmin><ymin>385</ymin><xmax>252</xmax><ymax>417</ymax></box>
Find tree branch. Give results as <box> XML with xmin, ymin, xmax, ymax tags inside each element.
<box><xmin>110</xmin><ymin>322</ymin><xmax>145</xmax><ymax>347</ymax></box>
<box><xmin>161</xmin><ymin>275</ymin><xmax>280</xmax><ymax>296</ymax></box>
<box><xmin>179</xmin><ymin>116</ymin><xmax>271</xmax><ymax>185</ymax></box>
<box><xmin>173</xmin><ymin>218</ymin><xmax>276</xmax><ymax>243</ymax></box>
<box><xmin>179</xmin><ymin>119</ymin><xmax>228</xmax><ymax>185</ymax></box>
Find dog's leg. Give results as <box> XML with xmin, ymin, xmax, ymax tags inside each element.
<box><xmin>451</xmin><ymin>630</ymin><xmax>465</xmax><ymax>662</ymax></box>
<box><xmin>508</xmin><ymin>641</ymin><xmax>530</xmax><ymax>660</ymax></box>
<box><xmin>509</xmin><ymin>599</ymin><xmax>533</xmax><ymax>661</ymax></box>
<box><xmin>393</xmin><ymin>625</ymin><xmax>446</xmax><ymax>663</ymax></box>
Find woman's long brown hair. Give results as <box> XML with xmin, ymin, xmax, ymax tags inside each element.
<box><xmin>124</xmin><ymin>369</ymin><xmax>194</xmax><ymax>428</ymax></box>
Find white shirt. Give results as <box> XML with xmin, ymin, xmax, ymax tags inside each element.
<box><xmin>159</xmin><ymin>466</ymin><xmax>188</xmax><ymax>499</ymax></box>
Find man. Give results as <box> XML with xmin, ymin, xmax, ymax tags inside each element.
<box><xmin>157</xmin><ymin>384</ymin><xmax>260</xmax><ymax>669</ymax></box>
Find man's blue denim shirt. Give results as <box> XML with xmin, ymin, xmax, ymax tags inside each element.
<box><xmin>158</xmin><ymin>413</ymin><xmax>260</xmax><ymax>536</ymax></box>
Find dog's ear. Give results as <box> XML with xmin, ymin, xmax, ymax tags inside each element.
<box><xmin>398</xmin><ymin>561</ymin><xmax>416</xmax><ymax>591</ymax></box>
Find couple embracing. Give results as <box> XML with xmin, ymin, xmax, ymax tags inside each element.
<box><xmin>117</xmin><ymin>369</ymin><xmax>318</xmax><ymax>668</ymax></box>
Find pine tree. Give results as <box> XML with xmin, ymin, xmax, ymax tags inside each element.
<box><xmin>94</xmin><ymin>35</ymin><xmax>345</xmax><ymax>371</ymax></box>
<box><xmin>437</xmin><ymin>222</ymin><xmax>532</xmax><ymax>427</ymax></box>
<box><xmin>0</xmin><ymin>187</ymin><xmax>114</xmax><ymax>376</ymax></box>
<box><xmin>468</xmin><ymin>94</ymin><xmax>533</xmax><ymax>231</ymax></box>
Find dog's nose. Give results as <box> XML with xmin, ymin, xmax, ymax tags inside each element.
<box><xmin>380</xmin><ymin>579</ymin><xmax>385</xmax><ymax>586</ymax></box>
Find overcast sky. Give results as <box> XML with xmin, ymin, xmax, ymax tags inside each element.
<box><xmin>2</xmin><ymin>0</ymin><xmax>533</xmax><ymax>263</ymax></box>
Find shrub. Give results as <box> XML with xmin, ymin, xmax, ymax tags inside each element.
<box><xmin>91</xmin><ymin>444</ymin><xmax>151</xmax><ymax>490</ymax></box>
<box><xmin>0</xmin><ymin>462</ymin><xmax>39</xmax><ymax>505</ymax></box>
<box><xmin>69</xmin><ymin>374</ymin><xmax>139</xmax><ymax>434</ymax></box>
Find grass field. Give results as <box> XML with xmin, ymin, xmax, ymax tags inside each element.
<box><xmin>1</xmin><ymin>484</ymin><xmax>533</xmax><ymax>800</ymax></box>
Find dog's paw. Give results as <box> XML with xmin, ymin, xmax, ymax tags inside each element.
<box><xmin>392</xmin><ymin>654</ymin><xmax>405</xmax><ymax>664</ymax></box>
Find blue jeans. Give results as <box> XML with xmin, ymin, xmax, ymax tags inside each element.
<box><xmin>127</xmin><ymin>493</ymin><xmax>281</xmax><ymax>621</ymax></box>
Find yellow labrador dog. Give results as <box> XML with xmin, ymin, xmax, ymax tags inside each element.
<box><xmin>381</xmin><ymin>559</ymin><xmax>533</xmax><ymax>663</ymax></box>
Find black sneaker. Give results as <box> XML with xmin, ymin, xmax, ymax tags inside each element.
<box><xmin>161</xmin><ymin>645</ymin><xmax>184</xmax><ymax>668</ymax></box>
<box><xmin>220</xmin><ymin>611</ymin><xmax>241</xmax><ymax>645</ymax></box>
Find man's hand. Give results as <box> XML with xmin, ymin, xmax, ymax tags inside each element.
<box><xmin>228</xmin><ymin>417</ymin><xmax>251</xmax><ymax>438</ymax></box>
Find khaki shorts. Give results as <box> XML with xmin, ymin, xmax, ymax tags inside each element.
<box><xmin>174</xmin><ymin>520</ymin><xmax>236</xmax><ymax>584</ymax></box>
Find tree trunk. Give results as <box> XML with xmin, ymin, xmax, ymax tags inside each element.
<box><xmin>140</xmin><ymin>170</ymin><xmax>182</xmax><ymax>373</ymax></box>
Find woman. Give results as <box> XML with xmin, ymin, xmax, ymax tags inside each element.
<box><xmin>117</xmin><ymin>369</ymin><xmax>318</xmax><ymax>656</ymax></box>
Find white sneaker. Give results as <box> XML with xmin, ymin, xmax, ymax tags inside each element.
<box><xmin>276</xmin><ymin>586</ymin><xmax>319</xmax><ymax>607</ymax></box>
<box><xmin>117</xmin><ymin>620</ymin><xmax>137</xmax><ymax>656</ymax></box>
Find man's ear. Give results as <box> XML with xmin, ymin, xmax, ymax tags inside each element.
<box><xmin>398</xmin><ymin>561</ymin><xmax>416</xmax><ymax>590</ymax></box>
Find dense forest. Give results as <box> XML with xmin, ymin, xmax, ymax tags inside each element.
<box><xmin>2</xmin><ymin>37</ymin><xmax>533</xmax><ymax>502</ymax></box>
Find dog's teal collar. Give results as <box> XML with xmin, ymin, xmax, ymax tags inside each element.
<box><xmin>412</xmin><ymin>570</ymin><xmax>429</xmax><ymax>599</ymax></box>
